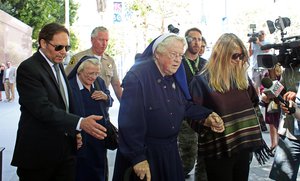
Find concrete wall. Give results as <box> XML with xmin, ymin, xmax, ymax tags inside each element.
<box><xmin>0</xmin><ymin>10</ymin><xmax>32</xmax><ymax>66</ymax></box>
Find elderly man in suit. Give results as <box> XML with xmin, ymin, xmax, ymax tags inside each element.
<box><xmin>3</xmin><ymin>61</ymin><xmax>16</xmax><ymax>102</ymax></box>
<box><xmin>11</xmin><ymin>23</ymin><xmax>107</xmax><ymax>181</ymax></box>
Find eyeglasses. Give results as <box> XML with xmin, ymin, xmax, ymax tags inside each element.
<box><xmin>168</xmin><ymin>51</ymin><xmax>184</xmax><ymax>60</ymax></box>
<box><xmin>84</xmin><ymin>72</ymin><xmax>100</xmax><ymax>78</ymax></box>
<box><xmin>186</xmin><ymin>36</ymin><xmax>202</xmax><ymax>43</ymax></box>
<box><xmin>47</xmin><ymin>41</ymin><xmax>71</xmax><ymax>52</ymax></box>
<box><xmin>231</xmin><ymin>53</ymin><xmax>245</xmax><ymax>60</ymax></box>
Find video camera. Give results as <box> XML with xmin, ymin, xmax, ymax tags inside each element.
<box><xmin>247</xmin><ymin>24</ymin><xmax>259</xmax><ymax>43</ymax></box>
<box><xmin>257</xmin><ymin>17</ymin><xmax>300</xmax><ymax>68</ymax></box>
<box><xmin>168</xmin><ymin>24</ymin><xmax>179</xmax><ymax>34</ymax></box>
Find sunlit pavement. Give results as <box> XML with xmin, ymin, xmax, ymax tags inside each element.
<box><xmin>1</xmin><ymin>91</ymin><xmax>299</xmax><ymax>181</ymax></box>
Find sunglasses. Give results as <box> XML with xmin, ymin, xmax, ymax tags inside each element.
<box><xmin>186</xmin><ymin>36</ymin><xmax>202</xmax><ymax>43</ymax></box>
<box><xmin>231</xmin><ymin>53</ymin><xmax>245</xmax><ymax>60</ymax></box>
<box><xmin>47</xmin><ymin>41</ymin><xmax>71</xmax><ymax>52</ymax></box>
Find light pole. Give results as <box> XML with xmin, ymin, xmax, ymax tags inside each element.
<box><xmin>65</xmin><ymin>0</ymin><xmax>70</xmax><ymax>30</ymax></box>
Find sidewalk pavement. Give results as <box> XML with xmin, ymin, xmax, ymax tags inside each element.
<box><xmin>0</xmin><ymin>91</ymin><xmax>299</xmax><ymax>181</ymax></box>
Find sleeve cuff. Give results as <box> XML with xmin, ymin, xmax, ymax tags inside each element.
<box><xmin>76</xmin><ymin>117</ymin><xmax>83</xmax><ymax>131</ymax></box>
<box><xmin>131</xmin><ymin>154</ymin><xmax>147</xmax><ymax>166</ymax></box>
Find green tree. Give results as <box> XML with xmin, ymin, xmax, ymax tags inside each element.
<box><xmin>0</xmin><ymin>0</ymin><xmax>79</xmax><ymax>50</ymax></box>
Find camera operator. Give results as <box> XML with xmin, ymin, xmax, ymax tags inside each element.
<box><xmin>248</xmin><ymin>30</ymin><xmax>270</xmax><ymax>94</ymax></box>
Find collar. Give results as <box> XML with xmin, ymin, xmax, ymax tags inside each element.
<box><xmin>93</xmin><ymin>54</ymin><xmax>102</xmax><ymax>60</ymax></box>
<box><xmin>39</xmin><ymin>49</ymin><xmax>55</xmax><ymax>67</ymax></box>
<box><xmin>76</xmin><ymin>74</ymin><xmax>95</xmax><ymax>90</ymax></box>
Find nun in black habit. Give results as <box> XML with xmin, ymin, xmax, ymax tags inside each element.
<box><xmin>68</xmin><ymin>56</ymin><xmax>113</xmax><ymax>181</ymax></box>
<box><xmin>112</xmin><ymin>33</ymin><xmax>224</xmax><ymax>181</ymax></box>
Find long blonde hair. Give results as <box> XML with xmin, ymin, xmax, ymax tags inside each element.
<box><xmin>202</xmin><ymin>33</ymin><xmax>249</xmax><ymax>93</ymax></box>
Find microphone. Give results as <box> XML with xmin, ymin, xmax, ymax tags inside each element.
<box><xmin>261</xmin><ymin>77</ymin><xmax>295</xmax><ymax>114</ymax></box>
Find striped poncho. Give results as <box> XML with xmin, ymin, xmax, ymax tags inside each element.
<box><xmin>189</xmin><ymin>74</ymin><xmax>263</xmax><ymax>158</ymax></box>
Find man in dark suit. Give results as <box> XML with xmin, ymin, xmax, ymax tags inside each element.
<box><xmin>11</xmin><ymin>23</ymin><xmax>107</xmax><ymax>181</ymax></box>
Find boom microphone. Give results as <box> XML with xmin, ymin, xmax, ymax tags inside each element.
<box><xmin>261</xmin><ymin>77</ymin><xmax>295</xmax><ymax>114</ymax></box>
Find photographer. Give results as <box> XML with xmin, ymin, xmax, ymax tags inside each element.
<box><xmin>248</xmin><ymin>30</ymin><xmax>270</xmax><ymax>94</ymax></box>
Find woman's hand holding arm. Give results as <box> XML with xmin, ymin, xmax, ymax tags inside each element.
<box><xmin>204</xmin><ymin>112</ymin><xmax>225</xmax><ymax>133</ymax></box>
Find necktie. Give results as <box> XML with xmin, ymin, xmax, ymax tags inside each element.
<box><xmin>53</xmin><ymin>64</ymin><xmax>69</xmax><ymax>112</ymax></box>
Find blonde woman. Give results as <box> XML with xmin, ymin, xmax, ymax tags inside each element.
<box><xmin>190</xmin><ymin>33</ymin><xmax>269</xmax><ymax>181</ymax></box>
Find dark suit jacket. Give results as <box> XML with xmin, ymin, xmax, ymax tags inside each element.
<box><xmin>11</xmin><ymin>51</ymin><xmax>80</xmax><ymax>169</ymax></box>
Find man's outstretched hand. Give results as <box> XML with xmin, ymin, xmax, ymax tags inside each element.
<box><xmin>80</xmin><ymin>115</ymin><xmax>107</xmax><ymax>140</ymax></box>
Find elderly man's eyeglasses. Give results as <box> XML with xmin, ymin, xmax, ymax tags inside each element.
<box><xmin>168</xmin><ymin>51</ymin><xmax>184</xmax><ymax>60</ymax></box>
<box><xmin>47</xmin><ymin>41</ymin><xmax>71</xmax><ymax>52</ymax></box>
<box><xmin>232</xmin><ymin>53</ymin><xmax>245</xmax><ymax>60</ymax></box>
<box><xmin>84</xmin><ymin>72</ymin><xmax>100</xmax><ymax>78</ymax></box>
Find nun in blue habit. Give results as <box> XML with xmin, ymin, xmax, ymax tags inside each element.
<box><xmin>67</xmin><ymin>56</ymin><xmax>114</xmax><ymax>181</ymax></box>
<box><xmin>112</xmin><ymin>33</ymin><xmax>223</xmax><ymax>181</ymax></box>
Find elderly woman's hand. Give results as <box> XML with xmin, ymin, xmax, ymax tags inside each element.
<box><xmin>204</xmin><ymin>112</ymin><xmax>225</xmax><ymax>133</ymax></box>
<box><xmin>133</xmin><ymin>160</ymin><xmax>151</xmax><ymax>181</ymax></box>
<box><xmin>76</xmin><ymin>133</ymin><xmax>83</xmax><ymax>150</ymax></box>
<box><xmin>91</xmin><ymin>90</ymin><xmax>108</xmax><ymax>101</ymax></box>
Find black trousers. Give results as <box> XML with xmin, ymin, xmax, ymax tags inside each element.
<box><xmin>204</xmin><ymin>150</ymin><xmax>251</xmax><ymax>181</ymax></box>
<box><xmin>17</xmin><ymin>136</ymin><xmax>76</xmax><ymax>181</ymax></box>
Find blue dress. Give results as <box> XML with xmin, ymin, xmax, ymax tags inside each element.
<box><xmin>112</xmin><ymin>59</ymin><xmax>211</xmax><ymax>181</ymax></box>
<box><xmin>69</xmin><ymin>76</ymin><xmax>113</xmax><ymax>181</ymax></box>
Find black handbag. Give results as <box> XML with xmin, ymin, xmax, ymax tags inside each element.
<box><xmin>105</xmin><ymin>119</ymin><xmax>118</xmax><ymax>150</ymax></box>
<box><xmin>94</xmin><ymin>78</ymin><xmax>119</xmax><ymax>150</ymax></box>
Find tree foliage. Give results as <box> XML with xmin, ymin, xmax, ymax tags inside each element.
<box><xmin>0</xmin><ymin>0</ymin><xmax>79</xmax><ymax>50</ymax></box>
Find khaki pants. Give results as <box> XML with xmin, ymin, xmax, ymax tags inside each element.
<box><xmin>4</xmin><ymin>79</ymin><xmax>15</xmax><ymax>101</ymax></box>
